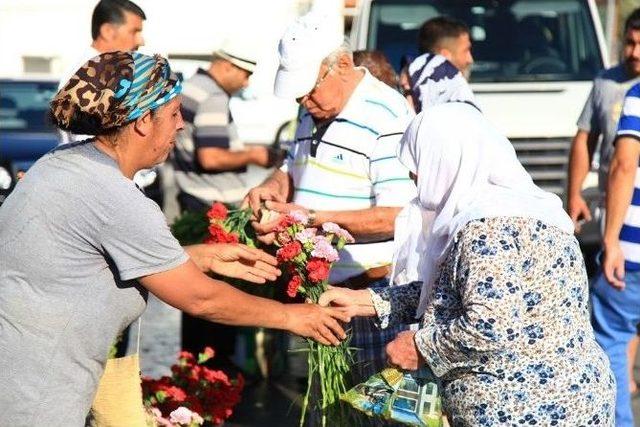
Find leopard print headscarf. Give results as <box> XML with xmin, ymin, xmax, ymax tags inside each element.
<box><xmin>51</xmin><ymin>51</ymin><xmax>182</xmax><ymax>132</ymax></box>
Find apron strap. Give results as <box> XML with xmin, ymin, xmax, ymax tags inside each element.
<box><xmin>135</xmin><ymin>317</ymin><xmax>142</xmax><ymax>354</ymax></box>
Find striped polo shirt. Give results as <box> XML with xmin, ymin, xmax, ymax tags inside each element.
<box><xmin>282</xmin><ymin>68</ymin><xmax>417</xmax><ymax>283</ymax></box>
<box><xmin>172</xmin><ymin>69</ymin><xmax>248</xmax><ymax>205</ymax></box>
<box><xmin>617</xmin><ymin>83</ymin><xmax>640</xmax><ymax>270</ymax></box>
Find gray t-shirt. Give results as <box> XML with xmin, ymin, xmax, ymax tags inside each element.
<box><xmin>577</xmin><ymin>64</ymin><xmax>640</xmax><ymax>192</ymax></box>
<box><xmin>0</xmin><ymin>141</ymin><xmax>188</xmax><ymax>425</ymax></box>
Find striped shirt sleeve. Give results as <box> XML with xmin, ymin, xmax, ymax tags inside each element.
<box><xmin>616</xmin><ymin>82</ymin><xmax>640</xmax><ymax>271</ymax></box>
<box><xmin>369</xmin><ymin>131</ymin><xmax>416</xmax><ymax>206</ymax></box>
<box><xmin>617</xmin><ymin>83</ymin><xmax>640</xmax><ymax>142</ymax></box>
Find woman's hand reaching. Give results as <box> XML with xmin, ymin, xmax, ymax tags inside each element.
<box><xmin>184</xmin><ymin>243</ymin><xmax>280</xmax><ymax>284</ymax></box>
<box><xmin>284</xmin><ymin>303</ymin><xmax>351</xmax><ymax>346</ymax></box>
<box><xmin>318</xmin><ymin>285</ymin><xmax>377</xmax><ymax>318</ymax></box>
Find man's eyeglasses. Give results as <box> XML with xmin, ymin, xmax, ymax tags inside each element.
<box><xmin>299</xmin><ymin>65</ymin><xmax>333</xmax><ymax>101</ymax></box>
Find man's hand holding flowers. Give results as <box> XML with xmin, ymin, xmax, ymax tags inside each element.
<box><xmin>251</xmin><ymin>200</ymin><xmax>313</xmax><ymax>244</ymax></box>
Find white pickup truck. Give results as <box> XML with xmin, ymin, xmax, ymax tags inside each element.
<box><xmin>351</xmin><ymin>0</ymin><xmax>609</xmax><ymax>244</ymax></box>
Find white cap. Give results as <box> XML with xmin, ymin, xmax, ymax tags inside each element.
<box><xmin>215</xmin><ymin>39</ymin><xmax>257</xmax><ymax>73</ymax></box>
<box><xmin>274</xmin><ymin>12</ymin><xmax>344</xmax><ymax>99</ymax></box>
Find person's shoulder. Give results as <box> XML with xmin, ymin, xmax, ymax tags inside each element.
<box><xmin>409</xmin><ymin>54</ymin><xmax>455</xmax><ymax>79</ymax></box>
<box><xmin>182</xmin><ymin>69</ymin><xmax>225</xmax><ymax>102</ymax></box>
<box><xmin>595</xmin><ymin>64</ymin><xmax>629</xmax><ymax>84</ymax></box>
<box><xmin>30</xmin><ymin>142</ymin><xmax>144</xmax><ymax>204</ymax></box>
<box><xmin>45</xmin><ymin>140</ymin><xmax>98</xmax><ymax>165</ymax></box>
<box><xmin>359</xmin><ymin>72</ymin><xmax>412</xmax><ymax>121</ymax></box>
<box><xmin>407</xmin><ymin>53</ymin><xmax>436</xmax><ymax>74</ymax></box>
<box><xmin>94</xmin><ymin>168</ymin><xmax>157</xmax><ymax>218</ymax></box>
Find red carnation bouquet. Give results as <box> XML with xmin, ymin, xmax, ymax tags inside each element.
<box><xmin>142</xmin><ymin>347</ymin><xmax>244</xmax><ymax>426</ymax></box>
<box><xmin>271</xmin><ymin>210</ymin><xmax>356</xmax><ymax>426</ymax></box>
<box><xmin>204</xmin><ymin>202</ymin><xmax>255</xmax><ymax>247</ymax></box>
<box><xmin>170</xmin><ymin>202</ymin><xmax>255</xmax><ymax>248</ymax></box>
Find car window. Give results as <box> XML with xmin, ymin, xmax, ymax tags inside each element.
<box><xmin>367</xmin><ymin>0</ymin><xmax>602</xmax><ymax>82</ymax></box>
<box><xmin>0</xmin><ymin>81</ymin><xmax>58</xmax><ymax>132</ymax></box>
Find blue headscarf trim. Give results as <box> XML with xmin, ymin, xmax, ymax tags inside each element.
<box><xmin>114</xmin><ymin>52</ymin><xmax>183</xmax><ymax>122</ymax></box>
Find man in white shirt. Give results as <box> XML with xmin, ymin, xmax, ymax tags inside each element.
<box><xmin>58</xmin><ymin>0</ymin><xmax>157</xmax><ymax>190</ymax></box>
<box><xmin>58</xmin><ymin>0</ymin><xmax>145</xmax><ymax>104</ymax></box>
<box><xmin>58</xmin><ymin>0</ymin><xmax>145</xmax><ymax>146</ymax></box>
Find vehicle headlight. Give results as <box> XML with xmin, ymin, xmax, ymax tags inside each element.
<box><xmin>0</xmin><ymin>166</ymin><xmax>12</xmax><ymax>190</ymax></box>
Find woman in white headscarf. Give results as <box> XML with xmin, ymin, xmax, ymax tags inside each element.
<box><xmin>320</xmin><ymin>102</ymin><xmax>615</xmax><ymax>425</ymax></box>
<box><xmin>399</xmin><ymin>53</ymin><xmax>477</xmax><ymax>113</ymax></box>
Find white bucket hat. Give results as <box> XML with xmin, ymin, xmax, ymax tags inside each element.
<box><xmin>215</xmin><ymin>39</ymin><xmax>257</xmax><ymax>73</ymax></box>
<box><xmin>274</xmin><ymin>12</ymin><xmax>344</xmax><ymax>99</ymax></box>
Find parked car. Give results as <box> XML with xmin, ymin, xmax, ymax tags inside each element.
<box><xmin>350</xmin><ymin>0</ymin><xmax>608</xmax><ymax>245</ymax></box>
<box><xmin>0</xmin><ymin>76</ymin><xmax>165</xmax><ymax>207</ymax></box>
<box><xmin>0</xmin><ymin>77</ymin><xmax>59</xmax><ymax>205</ymax></box>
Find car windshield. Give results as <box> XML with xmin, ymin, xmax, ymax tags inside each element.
<box><xmin>0</xmin><ymin>81</ymin><xmax>58</xmax><ymax>132</ymax></box>
<box><xmin>367</xmin><ymin>0</ymin><xmax>602</xmax><ymax>82</ymax></box>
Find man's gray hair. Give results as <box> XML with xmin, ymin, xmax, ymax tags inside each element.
<box><xmin>322</xmin><ymin>40</ymin><xmax>353</xmax><ymax>66</ymax></box>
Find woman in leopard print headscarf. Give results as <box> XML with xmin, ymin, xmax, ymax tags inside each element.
<box><xmin>51</xmin><ymin>51</ymin><xmax>182</xmax><ymax>134</ymax></box>
<box><xmin>0</xmin><ymin>52</ymin><xmax>348</xmax><ymax>425</ymax></box>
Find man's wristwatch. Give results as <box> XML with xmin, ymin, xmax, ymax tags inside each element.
<box><xmin>307</xmin><ymin>209</ymin><xmax>317</xmax><ymax>227</ymax></box>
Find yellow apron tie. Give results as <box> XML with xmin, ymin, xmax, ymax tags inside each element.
<box><xmin>91</xmin><ymin>319</ymin><xmax>148</xmax><ymax>427</ymax></box>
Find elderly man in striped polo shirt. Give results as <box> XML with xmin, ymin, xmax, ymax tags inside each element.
<box><xmin>245</xmin><ymin>12</ymin><xmax>417</xmax><ymax>380</ymax></box>
<box><xmin>591</xmin><ymin>81</ymin><xmax>640</xmax><ymax>426</ymax></box>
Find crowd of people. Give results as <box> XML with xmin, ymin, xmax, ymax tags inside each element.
<box><xmin>2</xmin><ymin>0</ymin><xmax>640</xmax><ymax>425</ymax></box>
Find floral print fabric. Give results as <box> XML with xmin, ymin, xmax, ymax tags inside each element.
<box><xmin>372</xmin><ymin>217</ymin><xmax>615</xmax><ymax>426</ymax></box>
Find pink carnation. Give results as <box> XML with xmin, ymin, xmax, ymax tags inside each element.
<box><xmin>295</xmin><ymin>227</ymin><xmax>317</xmax><ymax>244</ymax></box>
<box><xmin>322</xmin><ymin>222</ymin><xmax>355</xmax><ymax>243</ymax></box>
<box><xmin>289</xmin><ymin>210</ymin><xmax>309</xmax><ymax>225</ymax></box>
<box><xmin>311</xmin><ymin>235</ymin><xmax>339</xmax><ymax>262</ymax></box>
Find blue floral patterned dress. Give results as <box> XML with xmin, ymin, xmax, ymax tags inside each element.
<box><xmin>371</xmin><ymin>217</ymin><xmax>615</xmax><ymax>426</ymax></box>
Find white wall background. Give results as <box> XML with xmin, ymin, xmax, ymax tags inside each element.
<box><xmin>0</xmin><ymin>0</ymin><xmax>316</xmax><ymax>77</ymax></box>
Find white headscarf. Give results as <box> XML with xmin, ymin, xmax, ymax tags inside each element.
<box><xmin>408</xmin><ymin>53</ymin><xmax>476</xmax><ymax>112</ymax></box>
<box><xmin>390</xmin><ymin>55</ymin><xmax>476</xmax><ymax>288</ymax></box>
<box><xmin>395</xmin><ymin>102</ymin><xmax>574</xmax><ymax>317</ymax></box>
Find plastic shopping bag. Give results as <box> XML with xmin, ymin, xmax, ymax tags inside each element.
<box><xmin>341</xmin><ymin>367</ymin><xmax>443</xmax><ymax>427</ymax></box>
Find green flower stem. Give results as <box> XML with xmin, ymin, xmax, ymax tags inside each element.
<box><xmin>299</xmin><ymin>281</ymin><xmax>355</xmax><ymax>426</ymax></box>
<box><xmin>299</xmin><ymin>345</ymin><xmax>314</xmax><ymax>427</ymax></box>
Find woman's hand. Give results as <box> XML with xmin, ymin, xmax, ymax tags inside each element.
<box><xmin>318</xmin><ymin>286</ymin><xmax>377</xmax><ymax>318</ymax></box>
<box><xmin>284</xmin><ymin>304</ymin><xmax>351</xmax><ymax>346</ymax></box>
<box><xmin>386</xmin><ymin>331</ymin><xmax>423</xmax><ymax>371</ymax></box>
<box><xmin>184</xmin><ymin>243</ymin><xmax>280</xmax><ymax>284</ymax></box>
